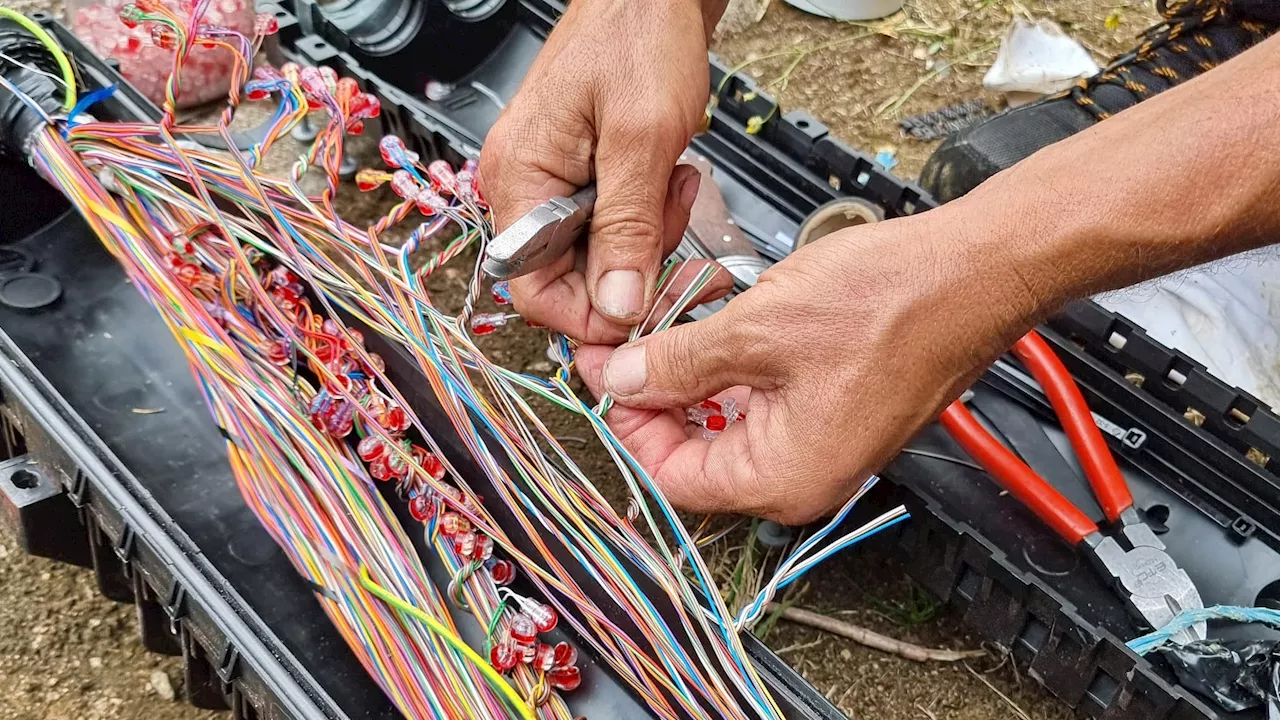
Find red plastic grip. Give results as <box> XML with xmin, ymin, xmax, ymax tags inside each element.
<box><xmin>1012</xmin><ymin>331</ymin><xmax>1134</xmax><ymax>523</ymax></box>
<box><xmin>940</xmin><ymin>402</ymin><xmax>1098</xmax><ymax>545</ymax></box>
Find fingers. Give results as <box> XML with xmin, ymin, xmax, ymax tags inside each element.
<box><xmin>601</xmin><ymin>304</ymin><xmax>771</xmax><ymax>410</ymax></box>
<box><xmin>647</xmin><ymin>427</ymin><xmax>763</xmax><ymax>516</ymax></box>
<box><xmin>479</xmin><ymin>112</ymin><xmax>591</xmax><ymax>234</ymax></box>
<box><xmin>661</xmin><ymin>164</ymin><xmax>701</xmax><ymax>256</ymax></box>
<box><xmin>587</xmin><ymin>122</ymin><xmax>700</xmax><ymax>324</ymax></box>
<box><xmin>576</xmin><ymin>345</ymin><xmax>691</xmax><ymax>469</ymax></box>
<box><xmin>515</xmin><ymin>257</ymin><xmax>732</xmax><ymax>345</ymax></box>
<box><xmin>576</xmin><ymin>346</ymin><xmax>766</xmax><ymax>516</ymax></box>
<box><xmin>496</xmin><ymin>161</ymin><xmax>712</xmax><ymax>343</ymax></box>
<box><xmin>510</xmin><ymin>267</ymin><xmax>631</xmax><ymax>344</ymax></box>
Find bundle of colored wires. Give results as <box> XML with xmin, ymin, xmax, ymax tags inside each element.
<box><xmin>6</xmin><ymin>4</ymin><xmax>908</xmax><ymax>718</ymax></box>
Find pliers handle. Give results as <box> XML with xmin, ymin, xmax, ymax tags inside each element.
<box><xmin>939</xmin><ymin>331</ymin><xmax>1204</xmax><ymax>643</ymax></box>
<box><xmin>939</xmin><ymin>331</ymin><xmax>1134</xmax><ymax>546</ymax></box>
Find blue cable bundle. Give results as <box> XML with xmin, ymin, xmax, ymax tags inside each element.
<box><xmin>1128</xmin><ymin>606</ymin><xmax>1280</xmax><ymax>656</ymax></box>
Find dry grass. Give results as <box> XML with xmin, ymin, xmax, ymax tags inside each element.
<box><xmin>713</xmin><ymin>0</ymin><xmax>1161</xmax><ymax>176</ymax></box>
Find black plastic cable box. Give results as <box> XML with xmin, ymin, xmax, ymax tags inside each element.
<box><xmin>2</xmin><ymin>5</ymin><xmax>1280</xmax><ymax>720</ymax></box>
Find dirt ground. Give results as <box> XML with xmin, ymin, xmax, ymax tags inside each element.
<box><xmin>714</xmin><ymin>0</ymin><xmax>1160</xmax><ymax>178</ymax></box>
<box><xmin>0</xmin><ymin>0</ymin><xmax>1167</xmax><ymax>718</ymax></box>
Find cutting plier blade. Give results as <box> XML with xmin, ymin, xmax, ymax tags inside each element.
<box><xmin>482</xmin><ymin>186</ymin><xmax>597</xmax><ymax>280</ymax></box>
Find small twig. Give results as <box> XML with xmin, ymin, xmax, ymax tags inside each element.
<box><xmin>914</xmin><ymin>702</ymin><xmax>939</xmax><ymax>720</ymax></box>
<box><xmin>767</xmin><ymin>605</ymin><xmax>986</xmax><ymax>662</ymax></box>
<box><xmin>964</xmin><ymin>661</ymin><xmax>1032</xmax><ymax>720</ymax></box>
<box><xmin>836</xmin><ymin>683</ymin><xmax>857</xmax><ymax>710</ymax></box>
<box><xmin>775</xmin><ymin>637</ymin><xmax>824</xmax><ymax>656</ymax></box>
<box><xmin>877</xmin><ymin>41</ymin><xmax>999</xmax><ymax>117</ymax></box>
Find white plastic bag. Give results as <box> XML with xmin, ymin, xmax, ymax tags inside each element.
<box><xmin>1098</xmin><ymin>252</ymin><xmax>1280</xmax><ymax>411</ymax></box>
<box><xmin>983</xmin><ymin>18</ymin><xmax>1100</xmax><ymax>95</ymax></box>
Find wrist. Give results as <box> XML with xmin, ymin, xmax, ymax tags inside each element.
<box><xmin>568</xmin><ymin>0</ymin><xmax>716</xmax><ymax>46</ymax></box>
<box><xmin>894</xmin><ymin>198</ymin><xmax>1059</xmax><ymax>352</ymax></box>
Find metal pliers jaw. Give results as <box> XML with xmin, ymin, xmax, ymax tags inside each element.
<box><xmin>1084</xmin><ymin>508</ymin><xmax>1206</xmax><ymax>647</ymax></box>
<box><xmin>481</xmin><ymin>186</ymin><xmax>597</xmax><ymax>280</ymax></box>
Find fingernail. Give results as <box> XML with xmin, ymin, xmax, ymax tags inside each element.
<box><xmin>604</xmin><ymin>345</ymin><xmax>647</xmax><ymax>396</ymax></box>
<box><xmin>678</xmin><ymin>168</ymin><xmax>700</xmax><ymax>215</ymax></box>
<box><xmin>597</xmin><ymin>269</ymin><xmax>645</xmax><ymax>319</ymax></box>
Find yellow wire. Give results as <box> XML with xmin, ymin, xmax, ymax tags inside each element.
<box><xmin>357</xmin><ymin>566</ymin><xmax>536</xmax><ymax>720</ymax></box>
<box><xmin>0</xmin><ymin>7</ymin><xmax>77</xmax><ymax>112</ymax></box>
<box><xmin>179</xmin><ymin>327</ymin><xmax>238</xmax><ymax>358</ymax></box>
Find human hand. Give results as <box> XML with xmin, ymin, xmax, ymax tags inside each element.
<box><xmin>575</xmin><ymin>208</ymin><xmax>1050</xmax><ymax>524</ymax></box>
<box><xmin>479</xmin><ymin>0</ymin><xmax>732</xmax><ymax>343</ymax></box>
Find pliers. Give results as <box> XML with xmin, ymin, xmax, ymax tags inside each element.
<box><xmin>482</xmin><ymin>186</ymin><xmax>597</xmax><ymax>280</ymax></box>
<box><xmin>940</xmin><ymin>330</ymin><xmax>1206</xmax><ymax>646</ymax></box>
<box><xmin>482</xmin><ymin>151</ymin><xmax>770</xmax><ymax>285</ymax></box>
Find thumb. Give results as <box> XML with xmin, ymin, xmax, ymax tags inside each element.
<box><xmin>588</xmin><ymin>122</ymin><xmax>699</xmax><ymax>323</ymax></box>
<box><xmin>602</xmin><ymin>309</ymin><xmax>769</xmax><ymax>409</ymax></box>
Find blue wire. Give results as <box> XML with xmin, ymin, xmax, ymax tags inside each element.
<box><xmin>63</xmin><ymin>84</ymin><xmax>118</xmax><ymax>134</ymax></box>
<box><xmin>1128</xmin><ymin>605</ymin><xmax>1280</xmax><ymax>655</ymax></box>
<box><xmin>738</xmin><ymin>513</ymin><xmax>911</xmax><ymax>626</ymax></box>
<box><xmin>775</xmin><ymin>514</ymin><xmax>910</xmax><ymax>593</ymax></box>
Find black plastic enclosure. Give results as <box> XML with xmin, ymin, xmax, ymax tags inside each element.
<box><xmin>3</xmin><ymin>5</ymin><xmax>1280</xmax><ymax>720</ymax></box>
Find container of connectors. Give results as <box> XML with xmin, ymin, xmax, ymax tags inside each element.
<box><xmin>67</xmin><ymin>0</ymin><xmax>257</xmax><ymax>106</ymax></box>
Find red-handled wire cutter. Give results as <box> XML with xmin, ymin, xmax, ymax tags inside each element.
<box><xmin>940</xmin><ymin>331</ymin><xmax>1205</xmax><ymax>645</ymax></box>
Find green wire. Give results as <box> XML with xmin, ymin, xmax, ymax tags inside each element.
<box><xmin>483</xmin><ymin>597</ymin><xmax>509</xmax><ymax>652</ymax></box>
<box><xmin>358</xmin><ymin>566</ymin><xmax>535</xmax><ymax>720</ymax></box>
<box><xmin>0</xmin><ymin>7</ymin><xmax>77</xmax><ymax>112</ymax></box>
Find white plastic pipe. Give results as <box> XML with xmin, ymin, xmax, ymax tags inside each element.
<box><xmin>781</xmin><ymin>0</ymin><xmax>905</xmax><ymax>21</ymax></box>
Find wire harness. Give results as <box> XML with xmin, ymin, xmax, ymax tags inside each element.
<box><xmin>2</xmin><ymin>6</ymin><xmax>907</xmax><ymax>718</ymax></box>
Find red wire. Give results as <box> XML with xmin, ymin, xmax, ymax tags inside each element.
<box><xmin>1013</xmin><ymin>331</ymin><xmax>1134</xmax><ymax>523</ymax></box>
<box><xmin>940</xmin><ymin>402</ymin><xmax>1098</xmax><ymax>545</ymax></box>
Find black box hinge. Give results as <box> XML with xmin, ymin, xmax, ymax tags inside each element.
<box><xmin>113</xmin><ymin>524</ymin><xmax>136</xmax><ymax>564</ymax></box>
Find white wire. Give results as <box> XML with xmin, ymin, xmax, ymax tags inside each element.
<box><xmin>0</xmin><ymin>51</ymin><xmax>69</xmax><ymax>88</ymax></box>
<box><xmin>736</xmin><ymin>502</ymin><xmax>909</xmax><ymax>630</ymax></box>
<box><xmin>469</xmin><ymin>81</ymin><xmax>506</xmax><ymax>110</ymax></box>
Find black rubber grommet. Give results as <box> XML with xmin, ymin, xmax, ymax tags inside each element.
<box><xmin>0</xmin><ymin>247</ymin><xmax>35</xmax><ymax>275</ymax></box>
<box><xmin>0</xmin><ymin>272</ymin><xmax>62</xmax><ymax>310</ymax></box>
<box><xmin>756</xmin><ymin>520</ymin><xmax>794</xmax><ymax>549</ymax></box>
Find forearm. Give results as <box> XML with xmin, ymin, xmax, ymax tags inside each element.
<box><xmin>948</xmin><ymin>33</ymin><xmax>1280</xmax><ymax>322</ymax></box>
<box><xmin>566</xmin><ymin>0</ymin><xmax>729</xmax><ymax>42</ymax></box>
